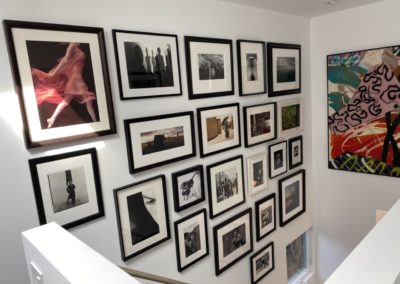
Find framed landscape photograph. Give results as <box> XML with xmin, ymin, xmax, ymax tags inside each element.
<box><xmin>277</xmin><ymin>98</ymin><xmax>303</xmax><ymax>137</ymax></box>
<box><xmin>124</xmin><ymin>111</ymin><xmax>196</xmax><ymax>173</ymax></box>
<box><xmin>237</xmin><ymin>40</ymin><xmax>266</xmax><ymax>96</ymax></box>
<box><xmin>3</xmin><ymin>20</ymin><xmax>116</xmax><ymax>148</ymax></box>
<box><xmin>213</xmin><ymin>208</ymin><xmax>253</xmax><ymax>276</ymax></box>
<box><xmin>184</xmin><ymin>36</ymin><xmax>234</xmax><ymax>99</ymax></box>
<box><xmin>174</xmin><ymin>209</ymin><xmax>209</xmax><ymax>272</ymax></box>
<box><xmin>114</xmin><ymin>175</ymin><xmax>170</xmax><ymax>261</ymax></box>
<box><xmin>247</xmin><ymin>153</ymin><xmax>268</xmax><ymax>196</ymax></box>
<box><xmin>278</xmin><ymin>169</ymin><xmax>306</xmax><ymax>227</ymax></box>
<box><xmin>28</xmin><ymin>148</ymin><xmax>104</xmax><ymax>229</ymax></box>
<box><xmin>288</xmin><ymin>135</ymin><xmax>303</xmax><ymax>169</ymax></box>
<box><xmin>250</xmin><ymin>242</ymin><xmax>274</xmax><ymax>284</ymax></box>
<box><xmin>243</xmin><ymin>103</ymin><xmax>276</xmax><ymax>147</ymax></box>
<box><xmin>197</xmin><ymin>103</ymin><xmax>240</xmax><ymax>157</ymax></box>
<box><xmin>112</xmin><ymin>29</ymin><xmax>181</xmax><ymax>100</ymax></box>
<box><xmin>207</xmin><ymin>155</ymin><xmax>245</xmax><ymax>219</ymax></box>
<box><xmin>255</xmin><ymin>193</ymin><xmax>276</xmax><ymax>241</ymax></box>
<box><xmin>267</xmin><ymin>42</ymin><xmax>301</xmax><ymax>97</ymax></box>
<box><xmin>172</xmin><ymin>165</ymin><xmax>205</xmax><ymax>212</ymax></box>
<box><xmin>268</xmin><ymin>141</ymin><xmax>287</xmax><ymax>178</ymax></box>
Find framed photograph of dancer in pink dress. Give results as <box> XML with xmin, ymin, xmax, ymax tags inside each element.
<box><xmin>3</xmin><ymin>20</ymin><xmax>116</xmax><ymax>148</ymax></box>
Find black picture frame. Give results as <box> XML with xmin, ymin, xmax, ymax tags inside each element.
<box><xmin>250</xmin><ymin>242</ymin><xmax>274</xmax><ymax>284</ymax></box>
<box><xmin>255</xmin><ymin>193</ymin><xmax>276</xmax><ymax>241</ymax></box>
<box><xmin>288</xmin><ymin>135</ymin><xmax>303</xmax><ymax>169</ymax></box>
<box><xmin>268</xmin><ymin>140</ymin><xmax>288</xmax><ymax>178</ymax></box>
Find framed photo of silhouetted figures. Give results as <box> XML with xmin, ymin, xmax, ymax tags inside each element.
<box><xmin>250</xmin><ymin>242</ymin><xmax>274</xmax><ymax>284</ymax></box>
<box><xmin>3</xmin><ymin>20</ymin><xmax>116</xmax><ymax>148</ymax></box>
<box><xmin>268</xmin><ymin>141</ymin><xmax>288</xmax><ymax>179</ymax></box>
<box><xmin>124</xmin><ymin>111</ymin><xmax>196</xmax><ymax>173</ymax></box>
<box><xmin>114</xmin><ymin>175</ymin><xmax>170</xmax><ymax>261</ymax></box>
<box><xmin>28</xmin><ymin>148</ymin><xmax>104</xmax><ymax>229</ymax></box>
<box><xmin>255</xmin><ymin>193</ymin><xmax>276</xmax><ymax>241</ymax></box>
<box><xmin>112</xmin><ymin>30</ymin><xmax>182</xmax><ymax>100</ymax></box>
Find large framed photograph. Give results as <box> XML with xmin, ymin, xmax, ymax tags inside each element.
<box><xmin>288</xmin><ymin>135</ymin><xmax>303</xmax><ymax>169</ymax></box>
<box><xmin>174</xmin><ymin>209</ymin><xmax>209</xmax><ymax>272</ymax></box>
<box><xmin>3</xmin><ymin>20</ymin><xmax>116</xmax><ymax>148</ymax></box>
<box><xmin>243</xmin><ymin>103</ymin><xmax>277</xmax><ymax>147</ymax></box>
<box><xmin>28</xmin><ymin>148</ymin><xmax>104</xmax><ymax>229</ymax></box>
<box><xmin>267</xmin><ymin>42</ymin><xmax>301</xmax><ymax>97</ymax></box>
<box><xmin>250</xmin><ymin>242</ymin><xmax>274</xmax><ymax>284</ymax></box>
<box><xmin>278</xmin><ymin>169</ymin><xmax>306</xmax><ymax>227</ymax></box>
<box><xmin>268</xmin><ymin>141</ymin><xmax>287</xmax><ymax>178</ymax></box>
<box><xmin>171</xmin><ymin>165</ymin><xmax>205</xmax><ymax>212</ymax></box>
<box><xmin>277</xmin><ymin>98</ymin><xmax>303</xmax><ymax>137</ymax></box>
<box><xmin>247</xmin><ymin>153</ymin><xmax>268</xmax><ymax>196</ymax></box>
<box><xmin>124</xmin><ymin>111</ymin><xmax>196</xmax><ymax>173</ymax></box>
<box><xmin>213</xmin><ymin>208</ymin><xmax>253</xmax><ymax>276</ymax></box>
<box><xmin>197</xmin><ymin>103</ymin><xmax>240</xmax><ymax>157</ymax></box>
<box><xmin>112</xmin><ymin>29</ymin><xmax>181</xmax><ymax>100</ymax></box>
<box><xmin>237</xmin><ymin>40</ymin><xmax>266</xmax><ymax>96</ymax></box>
<box><xmin>184</xmin><ymin>36</ymin><xmax>234</xmax><ymax>99</ymax></box>
<box><xmin>207</xmin><ymin>155</ymin><xmax>245</xmax><ymax>219</ymax></box>
<box><xmin>114</xmin><ymin>175</ymin><xmax>170</xmax><ymax>261</ymax></box>
<box><xmin>255</xmin><ymin>193</ymin><xmax>276</xmax><ymax>241</ymax></box>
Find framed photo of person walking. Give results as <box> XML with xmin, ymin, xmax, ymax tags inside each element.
<box><xmin>3</xmin><ymin>20</ymin><xmax>116</xmax><ymax>148</ymax></box>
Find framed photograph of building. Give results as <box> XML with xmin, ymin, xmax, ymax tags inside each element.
<box><xmin>3</xmin><ymin>20</ymin><xmax>116</xmax><ymax>148</ymax></box>
<box><xmin>124</xmin><ymin>111</ymin><xmax>196</xmax><ymax>173</ymax></box>
<box><xmin>28</xmin><ymin>148</ymin><xmax>104</xmax><ymax>229</ymax></box>
<box><xmin>112</xmin><ymin>29</ymin><xmax>182</xmax><ymax>100</ymax></box>
<box><xmin>184</xmin><ymin>36</ymin><xmax>234</xmax><ymax>99</ymax></box>
<box><xmin>114</xmin><ymin>175</ymin><xmax>170</xmax><ymax>261</ymax></box>
<box><xmin>247</xmin><ymin>153</ymin><xmax>268</xmax><ymax>196</ymax></box>
<box><xmin>268</xmin><ymin>141</ymin><xmax>287</xmax><ymax>178</ymax></box>
<box><xmin>288</xmin><ymin>135</ymin><xmax>303</xmax><ymax>169</ymax></box>
<box><xmin>255</xmin><ymin>193</ymin><xmax>276</xmax><ymax>241</ymax></box>
<box><xmin>250</xmin><ymin>242</ymin><xmax>274</xmax><ymax>284</ymax></box>
<box><xmin>277</xmin><ymin>98</ymin><xmax>303</xmax><ymax>137</ymax></box>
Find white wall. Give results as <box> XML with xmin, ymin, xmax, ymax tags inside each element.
<box><xmin>0</xmin><ymin>0</ymin><xmax>313</xmax><ymax>283</ymax></box>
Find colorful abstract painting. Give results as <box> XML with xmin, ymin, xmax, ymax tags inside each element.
<box><xmin>328</xmin><ymin>46</ymin><xmax>400</xmax><ymax>177</ymax></box>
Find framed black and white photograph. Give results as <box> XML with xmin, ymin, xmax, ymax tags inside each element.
<box><xmin>243</xmin><ymin>103</ymin><xmax>276</xmax><ymax>147</ymax></box>
<box><xmin>28</xmin><ymin>148</ymin><xmax>104</xmax><ymax>229</ymax></box>
<box><xmin>114</xmin><ymin>175</ymin><xmax>170</xmax><ymax>261</ymax></box>
<box><xmin>172</xmin><ymin>165</ymin><xmax>205</xmax><ymax>212</ymax></box>
<box><xmin>197</xmin><ymin>103</ymin><xmax>240</xmax><ymax>157</ymax></box>
<box><xmin>213</xmin><ymin>208</ymin><xmax>253</xmax><ymax>276</ymax></box>
<box><xmin>237</xmin><ymin>40</ymin><xmax>266</xmax><ymax>96</ymax></box>
<box><xmin>255</xmin><ymin>193</ymin><xmax>276</xmax><ymax>241</ymax></box>
<box><xmin>268</xmin><ymin>141</ymin><xmax>287</xmax><ymax>179</ymax></box>
<box><xmin>247</xmin><ymin>153</ymin><xmax>268</xmax><ymax>196</ymax></box>
<box><xmin>267</xmin><ymin>42</ymin><xmax>301</xmax><ymax>97</ymax></box>
<box><xmin>288</xmin><ymin>135</ymin><xmax>303</xmax><ymax>169</ymax></box>
<box><xmin>207</xmin><ymin>155</ymin><xmax>245</xmax><ymax>219</ymax></box>
<box><xmin>184</xmin><ymin>36</ymin><xmax>234</xmax><ymax>99</ymax></box>
<box><xmin>124</xmin><ymin>111</ymin><xmax>196</xmax><ymax>173</ymax></box>
<box><xmin>250</xmin><ymin>242</ymin><xmax>274</xmax><ymax>284</ymax></box>
<box><xmin>174</xmin><ymin>209</ymin><xmax>209</xmax><ymax>272</ymax></box>
<box><xmin>112</xmin><ymin>29</ymin><xmax>181</xmax><ymax>100</ymax></box>
<box><xmin>3</xmin><ymin>20</ymin><xmax>116</xmax><ymax>148</ymax></box>
<box><xmin>277</xmin><ymin>98</ymin><xmax>303</xmax><ymax>137</ymax></box>
<box><xmin>279</xmin><ymin>169</ymin><xmax>306</xmax><ymax>227</ymax></box>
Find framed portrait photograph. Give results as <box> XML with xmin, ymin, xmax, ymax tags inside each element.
<box><xmin>197</xmin><ymin>103</ymin><xmax>240</xmax><ymax>157</ymax></box>
<box><xmin>172</xmin><ymin>165</ymin><xmax>205</xmax><ymax>212</ymax></box>
<box><xmin>112</xmin><ymin>29</ymin><xmax>181</xmax><ymax>100</ymax></box>
<box><xmin>237</xmin><ymin>40</ymin><xmax>266</xmax><ymax>96</ymax></box>
<box><xmin>250</xmin><ymin>242</ymin><xmax>274</xmax><ymax>284</ymax></box>
<box><xmin>184</xmin><ymin>36</ymin><xmax>234</xmax><ymax>99</ymax></box>
<box><xmin>278</xmin><ymin>169</ymin><xmax>306</xmax><ymax>227</ymax></box>
<box><xmin>247</xmin><ymin>153</ymin><xmax>268</xmax><ymax>196</ymax></box>
<box><xmin>174</xmin><ymin>209</ymin><xmax>209</xmax><ymax>272</ymax></box>
<box><xmin>268</xmin><ymin>141</ymin><xmax>287</xmax><ymax>179</ymax></box>
<box><xmin>124</xmin><ymin>111</ymin><xmax>196</xmax><ymax>173</ymax></box>
<box><xmin>255</xmin><ymin>193</ymin><xmax>276</xmax><ymax>241</ymax></box>
<box><xmin>288</xmin><ymin>135</ymin><xmax>303</xmax><ymax>169</ymax></box>
<box><xmin>114</xmin><ymin>175</ymin><xmax>170</xmax><ymax>261</ymax></box>
<box><xmin>28</xmin><ymin>148</ymin><xmax>104</xmax><ymax>229</ymax></box>
<box><xmin>207</xmin><ymin>155</ymin><xmax>245</xmax><ymax>219</ymax></box>
<box><xmin>3</xmin><ymin>20</ymin><xmax>116</xmax><ymax>148</ymax></box>
<box><xmin>243</xmin><ymin>103</ymin><xmax>277</xmax><ymax>147</ymax></box>
<box><xmin>277</xmin><ymin>98</ymin><xmax>303</xmax><ymax>137</ymax></box>
<box><xmin>213</xmin><ymin>208</ymin><xmax>253</xmax><ymax>276</ymax></box>
<box><xmin>267</xmin><ymin>42</ymin><xmax>301</xmax><ymax>97</ymax></box>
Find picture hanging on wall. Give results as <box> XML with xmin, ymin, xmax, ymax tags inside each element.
<box><xmin>112</xmin><ymin>30</ymin><xmax>182</xmax><ymax>100</ymax></box>
<box><xmin>250</xmin><ymin>242</ymin><xmax>274</xmax><ymax>284</ymax></box>
<box><xmin>255</xmin><ymin>193</ymin><xmax>276</xmax><ymax>241</ymax></box>
<box><xmin>288</xmin><ymin>135</ymin><xmax>303</xmax><ymax>169</ymax></box>
<box><xmin>328</xmin><ymin>45</ymin><xmax>400</xmax><ymax>177</ymax></box>
<box><xmin>246</xmin><ymin>153</ymin><xmax>268</xmax><ymax>196</ymax></box>
<box><xmin>268</xmin><ymin>140</ymin><xmax>287</xmax><ymax>178</ymax></box>
<box><xmin>277</xmin><ymin>98</ymin><xmax>303</xmax><ymax>137</ymax></box>
<box><xmin>3</xmin><ymin>20</ymin><xmax>116</xmax><ymax>148</ymax></box>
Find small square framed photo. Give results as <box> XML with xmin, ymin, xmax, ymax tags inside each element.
<box><xmin>247</xmin><ymin>153</ymin><xmax>268</xmax><ymax>196</ymax></box>
<box><xmin>197</xmin><ymin>103</ymin><xmax>241</xmax><ymax>157</ymax></box>
<box><xmin>250</xmin><ymin>242</ymin><xmax>274</xmax><ymax>284</ymax></box>
<box><xmin>174</xmin><ymin>209</ymin><xmax>209</xmax><ymax>272</ymax></box>
<box><xmin>184</xmin><ymin>36</ymin><xmax>234</xmax><ymax>99</ymax></box>
<box><xmin>213</xmin><ymin>208</ymin><xmax>253</xmax><ymax>276</ymax></box>
<box><xmin>288</xmin><ymin>135</ymin><xmax>303</xmax><ymax>169</ymax></box>
<box><xmin>243</xmin><ymin>103</ymin><xmax>277</xmax><ymax>147</ymax></box>
<box><xmin>279</xmin><ymin>169</ymin><xmax>306</xmax><ymax>227</ymax></box>
<box><xmin>112</xmin><ymin>29</ymin><xmax>182</xmax><ymax>100</ymax></box>
<box><xmin>28</xmin><ymin>148</ymin><xmax>104</xmax><ymax>229</ymax></box>
<box><xmin>268</xmin><ymin>141</ymin><xmax>287</xmax><ymax>179</ymax></box>
<box><xmin>172</xmin><ymin>165</ymin><xmax>205</xmax><ymax>212</ymax></box>
<box><xmin>267</xmin><ymin>42</ymin><xmax>301</xmax><ymax>97</ymax></box>
<box><xmin>277</xmin><ymin>98</ymin><xmax>303</xmax><ymax>137</ymax></box>
<box><xmin>255</xmin><ymin>193</ymin><xmax>276</xmax><ymax>241</ymax></box>
<box><xmin>114</xmin><ymin>175</ymin><xmax>170</xmax><ymax>261</ymax></box>
<box><xmin>237</xmin><ymin>40</ymin><xmax>266</xmax><ymax>96</ymax></box>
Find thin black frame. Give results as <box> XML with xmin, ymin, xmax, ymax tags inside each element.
<box><xmin>288</xmin><ymin>135</ymin><xmax>303</xmax><ymax>169</ymax></box>
<box><xmin>250</xmin><ymin>242</ymin><xmax>275</xmax><ymax>284</ymax></box>
<box><xmin>255</xmin><ymin>193</ymin><xmax>276</xmax><ymax>241</ymax></box>
<box><xmin>268</xmin><ymin>140</ymin><xmax>288</xmax><ymax>179</ymax></box>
